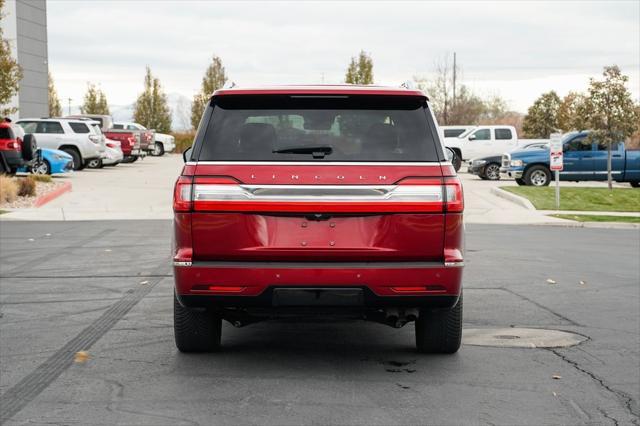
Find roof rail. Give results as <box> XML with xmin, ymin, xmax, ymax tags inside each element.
<box><xmin>400</xmin><ymin>81</ymin><xmax>416</xmax><ymax>90</ymax></box>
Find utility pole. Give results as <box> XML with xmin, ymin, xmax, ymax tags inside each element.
<box><xmin>68</xmin><ymin>98</ymin><xmax>72</xmax><ymax>115</ymax></box>
<box><xmin>452</xmin><ymin>52</ymin><xmax>457</xmax><ymax>109</ymax></box>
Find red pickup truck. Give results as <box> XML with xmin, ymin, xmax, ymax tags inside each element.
<box><xmin>172</xmin><ymin>85</ymin><xmax>464</xmax><ymax>354</ymax></box>
<box><xmin>102</xmin><ymin>130</ymin><xmax>141</xmax><ymax>163</ymax></box>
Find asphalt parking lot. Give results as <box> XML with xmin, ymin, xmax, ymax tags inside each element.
<box><xmin>1</xmin><ymin>221</ymin><xmax>638</xmax><ymax>425</ymax></box>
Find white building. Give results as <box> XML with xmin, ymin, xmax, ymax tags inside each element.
<box><xmin>1</xmin><ymin>0</ymin><xmax>49</xmax><ymax>121</ymax></box>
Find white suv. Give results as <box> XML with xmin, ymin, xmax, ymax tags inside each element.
<box><xmin>16</xmin><ymin>118</ymin><xmax>106</xmax><ymax>170</ymax></box>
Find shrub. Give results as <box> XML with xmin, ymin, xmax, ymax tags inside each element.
<box><xmin>0</xmin><ymin>175</ymin><xmax>18</xmax><ymax>203</ymax></box>
<box><xmin>171</xmin><ymin>131</ymin><xmax>196</xmax><ymax>153</ymax></box>
<box><xmin>17</xmin><ymin>176</ymin><xmax>37</xmax><ymax>197</ymax></box>
<box><xmin>32</xmin><ymin>174</ymin><xmax>52</xmax><ymax>183</ymax></box>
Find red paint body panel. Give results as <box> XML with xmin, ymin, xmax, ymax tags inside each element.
<box><xmin>174</xmin><ymin>264</ymin><xmax>462</xmax><ymax>297</ymax></box>
<box><xmin>191</xmin><ymin>213</ymin><xmax>444</xmax><ymax>262</ymax></box>
<box><xmin>190</xmin><ymin>164</ymin><xmax>443</xmax><ymax>184</ymax></box>
<box><xmin>103</xmin><ymin>131</ymin><xmax>136</xmax><ymax>156</ymax></box>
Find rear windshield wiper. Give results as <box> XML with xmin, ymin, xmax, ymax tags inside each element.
<box><xmin>272</xmin><ymin>145</ymin><xmax>333</xmax><ymax>159</ymax></box>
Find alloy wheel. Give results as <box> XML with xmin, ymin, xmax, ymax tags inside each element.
<box><xmin>485</xmin><ymin>164</ymin><xmax>500</xmax><ymax>180</ymax></box>
<box><xmin>531</xmin><ymin>170</ymin><xmax>548</xmax><ymax>186</ymax></box>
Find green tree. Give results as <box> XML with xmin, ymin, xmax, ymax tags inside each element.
<box><xmin>133</xmin><ymin>66</ymin><xmax>172</xmax><ymax>133</ymax></box>
<box><xmin>80</xmin><ymin>83</ymin><xmax>110</xmax><ymax>115</ymax></box>
<box><xmin>191</xmin><ymin>55</ymin><xmax>227</xmax><ymax>129</ymax></box>
<box><xmin>580</xmin><ymin>66</ymin><xmax>639</xmax><ymax>189</ymax></box>
<box><xmin>522</xmin><ymin>91</ymin><xmax>561</xmax><ymax>138</ymax></box>
<box><xmin>345</xmin><ymin>51</ymin><xmax>374</xmax><ymax>85</ymax></box>
<box><xmin>48</xmin><ymin>72</ymin><xmax>62</xmax><ymax>117</ymax></box>
<box><xmin>0</xmin><ymin>0</ymin><xmax>23</xmax><ymax>116</ymax></box>
<box><xmin>556</xmin><ymin>91</ymin><xmax>586</xmax><ymax>132</ymax></box>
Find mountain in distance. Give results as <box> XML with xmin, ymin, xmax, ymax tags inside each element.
<box><xmin>109</xmin><ymin>92</ymin><xmax>193</xmax><ymax>131</ymax></box>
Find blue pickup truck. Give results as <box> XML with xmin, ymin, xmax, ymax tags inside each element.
<box><xmin>502</xmin><ymin>131</ymin><xmax>640</xmax><ymax>187</ymax></box>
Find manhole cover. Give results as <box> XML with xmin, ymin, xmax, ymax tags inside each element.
<box><xmin>463</xmin><ymin>328</ymin><xmax>586</xmax><ymax>348</ymax></box>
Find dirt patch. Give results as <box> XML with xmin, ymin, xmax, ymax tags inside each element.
<box><xmin>0</xmin><ymin>181</ymin><xmax>65</xmax><ymax>209</ymax></box>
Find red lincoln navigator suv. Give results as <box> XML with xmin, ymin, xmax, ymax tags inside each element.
<box><xmin>173</xmin><ymin>85</ymin><xmax>464</xmax><ymax>353</ymax></box>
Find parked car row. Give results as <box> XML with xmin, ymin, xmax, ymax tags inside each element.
<box><xmin>0</xmin><ymin>115</ymin><xmax>175</xmax><ymax>176</ymax></box>
<box><xmin>463</xmin><ymin>131</ymin><xmax>640</xmax><ymax>187</ymax></box>
<box><xmin>441</xmin><ymin>125</ymin><xmax>548</xmax><ymax>171</ymax></box>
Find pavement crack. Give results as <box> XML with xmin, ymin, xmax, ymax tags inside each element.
<box><xmin>550</xmin><ymin>348</ymin><xmax>639</xmax><ymax>425</ymax></box>
<box><xmin>599</xmin><ymin>407</ymin><xmax>620</xmax><ymax>426</ymax></box>
<box><xmin>501</xmin><ymin>287</ymin><xmax>582</xmax><ymax>326</ymax></box>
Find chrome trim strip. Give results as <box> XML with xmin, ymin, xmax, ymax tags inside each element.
<box><xmin>186</xmin><ymin>161</ymin><xmax>445</xmax><ymax>166</ymax></box>
<box><xmin>193</xmin><ymin>184</ymin><xmax>444</xmax><ymax>202</ymax></box>
<box><xmin>173</xmin><ymin>261</ymin><xmax>192</xmax><ymax>267</ymax></box>
<box><xmin>190</xmin><ymin>261</ymin><xmax>447</xmax><ymax>269</ymax></box>
<box><xmin>444</xmin><ymin>261</ymin><xmax>464</xmax><ymax>267</ymax></box>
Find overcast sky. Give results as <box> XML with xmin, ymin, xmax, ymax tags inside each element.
<box><xmin>47</xmin><ymin>0</ymin><xmax>639</xmax><ymax>112</ymax></box>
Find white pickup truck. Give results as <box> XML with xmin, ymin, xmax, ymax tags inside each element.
<box><xmin>113</xmin><ymin>122</ymin><xmax>175</xmax><ymax>156</ymax></box>
<box><xmin>443</xmin><ymin>125</ymin><xmax>548</xmax><ymax>170</ymax></box>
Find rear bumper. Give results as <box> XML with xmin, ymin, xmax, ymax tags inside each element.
<box><xmin>174</xmin><ymin>261</ymin><xmax>463</xmax><ymax>308</ymax></box>
<box><xmin>1</xmin><ymin>150</ymin><xmax>27</xmax><ymax>168</ymax></box>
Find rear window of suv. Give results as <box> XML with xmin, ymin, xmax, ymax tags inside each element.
<box><xmin>69</xmin><ymin>122</ymin><xmax>90</xmax><ymax>133</ymax></box>
<box><xmin>197</xmin><ymin>95</ymin><xmax>439</xmax><ymax>162</ymax></box>
<box><xmin>0</xmin><ymin>127</ymin><xmax>12</xmax><ymax>139</ymax></box>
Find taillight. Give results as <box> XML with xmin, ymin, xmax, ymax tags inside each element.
<box><xmin>173</xmin><ymin>176</ymin><xmax>193</xmax><ymax>212</ymax></box>
<box><xmin>443</xmin><ymin>177</ymin><xmax>464</xmax><ymax>213</ymax></box>
<box><xmin>8</xmin><ymin>140</ymin><xmax>21</xmax><ymax>150</ymax></box>
<box><xmin>176</xmin><ymin>176</ymin><xmax>462</xmax><ymax>214</ymax></box>
<box><xmin>106</xmin><ymin>142</ymin><xmax>116</xmax><ymax>148</ymax></box>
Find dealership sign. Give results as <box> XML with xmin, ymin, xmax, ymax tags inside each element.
<box><xmin>550</xmin><ymin>133</ymin><xmax>563</xmax><ymax>171</ymax></box>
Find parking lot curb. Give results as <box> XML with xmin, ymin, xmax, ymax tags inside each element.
<box><xmin>490</xmin><ymin>187</ymin><xmax>535</xmax><ymax>210</ymax></box>
<box><xmin>34</xmin><ymin>182</ymin><xmax>72</xmax><ymax>207</ymax></box>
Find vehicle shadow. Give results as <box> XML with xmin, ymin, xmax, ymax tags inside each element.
<box><xmin>172</xmin><ymin>319</ymin><xmax>461</xmax><ymax>376</ymax></box>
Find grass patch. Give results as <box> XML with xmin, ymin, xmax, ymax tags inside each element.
<box><xmin>502</xmin><ymin>186</ymin><xmax>640</xmax><ymax>212</ymax></box>
<box><xmin>550</xmin><ymin>214</ymin><xmax>640</xmax><ymax>223</ymax></box>
<box><xmin>0</xmin><ymin>210</ymin><xmax>8</xmax><ymax>215</ymax></box>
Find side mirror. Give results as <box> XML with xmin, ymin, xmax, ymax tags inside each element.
<box><xmin>468</xmin><ymin>134</ymin><xmax>477</xmax><ymax>141</ymax></box>
<box><xmin>444</xmin><ymin>147</ymin><xmax>456</xmax><ymax>162</ymax></box>
<box><xmin>183</xmin><ymin>146</ymin><xmax>193</xmax><ymax>163</ymax></box>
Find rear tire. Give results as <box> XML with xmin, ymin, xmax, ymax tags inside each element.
<box><xmin>152</xmin><ymin>142</ymin><xmax>165</xmax><ymax>156</ymax></box>
<box><xmin>415</xmin><ymin>293</ymin><xmax>463</xmax><ymax>354</ymax></box>
<box><xmin>21</xmin><ymin>134</ymin><xmax>37</xmax><ymax>161</ymax></box>
<box><xmin>87</xmin><ymin>158</ymin><xmax>102</xmax><ymax>169</ymax></box>
<box><xmin>61</xmin><ymin>148</ymin><xmax>82</xmax><ymax>171</ymax></box>
<box><xmin>174</xmin><ymin>293</ymin><xmax>222</xmax><ymax>352</ymax></box>
<box><xmin>515</xmin><ymin>178</ymin><xmax>526</xmax><ymax>186</ymax></box>
<box><xmin>630</xmin><ymin>181</ymin><xmax>639</xmax><ymax>188</ymax></box>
